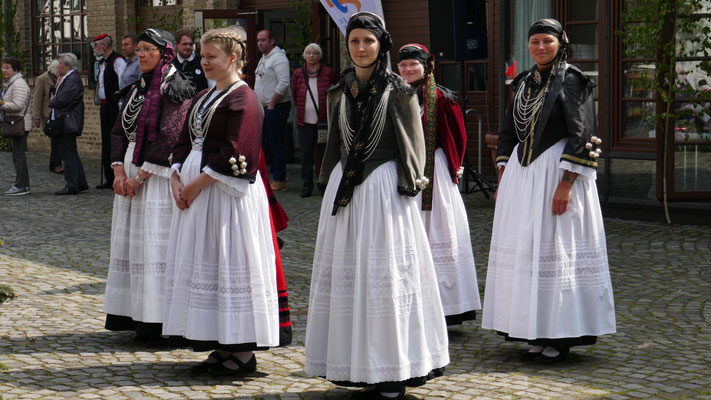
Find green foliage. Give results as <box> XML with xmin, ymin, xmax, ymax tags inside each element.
<box><xmin>284</xmin><ymin>0</ymin><xmax>315</xmax><ymax>65</ymax></box>
<box><xmin>127</xmin><ymin>0</ymin><xmax>185</xmax><ymax>34</ymax></box>
<box><xmin>0</xmin><ymin>136</ymin><xmax>10</xmax><ymax>152</ymax></box>
<box><xmin>0</xmin><ymin>284</ymin><xmax>15</xmax><ymax>305</ymax></box>
<box><xmin>618</xmin><ymin>0</ymin><xmax>711</xmax><ymax>222</ymax></box>
<box><xmin>619</xmin><ymin>0</ymin><xmax>711</xmax><ymax>138</ymax></box>
<box><xmin>0</xmin><ymin>0</ymin><xmax>22</xmax><ymax>58</ymax></box>
<box><xmin>0</xmin><ymin>0</ymin><xmax>22</xmax><ymax>152</ymax></box>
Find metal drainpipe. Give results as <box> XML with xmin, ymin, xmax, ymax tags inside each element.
<box><xmin>498</xmin><ymin>0</ymin><xmax>506</xmax><ymax>131</ymax></box>
<box><xmin>603</xmin><ymin>0</ymin><xmax>611</xmax><ymax>209</ymax></box>
<box><xmin>2</xmin><ymin>0</ymin><xmax>6</xmax><ymax>56</ymax></box>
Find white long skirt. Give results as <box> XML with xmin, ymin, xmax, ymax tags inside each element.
<box><xmin>417</xmin><ymin>149</ymin><xmax>481</xmax><ymax>320</ymax></box>
<box><xmin>305</xmin><ymin>161</ymin><xmax>450</xmax><ymax>385</ymax></box>
<box><xmin>104</xmin><ymin>142</ymin><xmax>173</xmax><ymax>323</ymax></box>
<box><xmin>162</xmin><ymin>150</ymin><xmax>279</xmax><ymax>347</ymax></box>
<box><xmin>482</xmin><ymin>140</ymin><xmax>616</xmax><ymax>340</ymax></box>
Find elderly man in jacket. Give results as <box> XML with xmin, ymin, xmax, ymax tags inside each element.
<box><xmin>49</xmin><ymin>53</ymin><xmax>88</xmax><ymax>195</ymax></box>
<box><xmin>32</xmin><ymin>59</ymin><xmax>63</xmax><ymax>174</ymax></box>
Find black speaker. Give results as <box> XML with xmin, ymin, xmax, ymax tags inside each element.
<box><xmin>429</xmin><ymin>0</ymin><xmax>487</xmax><ymax>60</ymax></box>
<box><xmin>429</xmin><ymin>0</ymin><xmax>456</xmax><ymax>59</ymax></box>
<box><xmin>453</xmin><ymin>0</ymin><xmax>487</xmax><ymax>60</ymax></box>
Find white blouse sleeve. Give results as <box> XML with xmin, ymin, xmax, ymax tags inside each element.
<box><xmin>202</xmin><ymin>165</ymin><xmax>250</xmax><ymax>197</ymax></box>
<box><xmin>140</xmin><ymin>161</ymin><xmax>173</xmax><ymax>179</ymax></box>
<box><xmin>560</xmin><ymin>160</ymin><xmax>597</xmax><ymax>180</ymax></box>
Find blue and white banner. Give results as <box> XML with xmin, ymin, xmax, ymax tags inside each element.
<box><xmin>319</xmin><ymin>0</ymin><xmax>385</xmax><ymax>35</ymax></box>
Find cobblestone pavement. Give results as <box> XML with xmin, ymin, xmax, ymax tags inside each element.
<box><xmin>1</xmin><ymin>151</ymin><xmax>710</xmax><ymax>400</ymax></box>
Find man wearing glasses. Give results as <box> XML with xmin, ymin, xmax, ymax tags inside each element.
<box><xmin>93</xmin><ymin>34</ymin><xmax>126</xmax><ymax>190</ymax></box>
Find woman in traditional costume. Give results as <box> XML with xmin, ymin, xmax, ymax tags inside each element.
<box><xmin>162</xmin><ymin>27</ymin><xmax>285</xmax><ymax>374</ymax></box>
<box><xmin>103</xmin><ymin>28</ymin><xmax>195</xmax><ymax>342</ymax></box>
<box><xmin>482</xmin><ymin>19</ymin><xmax>616</xmax><ymax>362</ymax></box>
<box><xmin>397</xmin><ymin>43</ymin><xmax>481</xmax><ymax>326</ymax></box>
<box><xmin>304</xmin><ymin>12</ymin><xmax>449</xmax><ymax>400</ymax></box>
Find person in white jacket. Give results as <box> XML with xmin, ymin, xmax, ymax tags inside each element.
<box><xmin>254</xmin><ymin>30</ymin><xmax>292</xmax><ymax>192</ymax></box>
<box><xmin>2</xmin><ymin>57</ymin><xmax>32</xmax><ymax>196</ymax></box>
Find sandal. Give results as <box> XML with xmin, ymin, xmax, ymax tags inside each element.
<box><xmin>190</xmin><ymin>351</ymin><xmax>228</xmax><ymax>375</ymax></box>
<box><xmin>210</xmin><ymin>353</ymin><xmax>257</xmax><ymax>376</ymax></box>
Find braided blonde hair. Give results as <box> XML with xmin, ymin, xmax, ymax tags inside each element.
<box><xmin>200</xmin><ymin>27</ymin><xmax>247</xmax><ymax>72</ymax></box>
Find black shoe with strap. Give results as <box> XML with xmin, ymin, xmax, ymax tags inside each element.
<box><xmin>190</xmin><ymin>351</ymin><xmax>229</xmax><ymax>375</ymax></box>
<box><xmin>209</xmin><ymin>353</ymin><xmax>257</xmax><ymax>376</ymax></box>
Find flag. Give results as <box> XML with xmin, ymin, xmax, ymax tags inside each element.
<box><xmin>319</xmin><ymin>0</ymin><xmax>385</xmax><ymax>35</ymax></box>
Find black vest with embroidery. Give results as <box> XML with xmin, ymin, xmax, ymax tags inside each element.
<box><xmin>103</xmin><ymin>51</ymin><xmax>124</xmax><ymax>105</ymax></box>
<box><xmin>173</xmin><ymin>55</ymin><xmax>209</xmax><ymax>93</ymax></box>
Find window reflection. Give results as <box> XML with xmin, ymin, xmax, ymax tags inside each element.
<box><xmin>622</xmin><ymin>101</ymin><xmax>656</xmax><ymax>138</ymax></box>
<box><xmin>623</xmin><ymin>62</ymin><xmax>655</xmax><ymax>98</ymax></box>
<box><xmin>32</xmin><ymin>0</ymin><xmax>87</xmax><ymax>73</ymax></box>
<box><xmin>439</xmin><ymin>64</ymin><xmax>460</xmax><ymax>92</ymax></box>
<box><xmin>467</xmin><ymin>63</ymin><xmax>487</xmax><ymax>91</ymax></box>
<box><xmin>568</xmin><ymin>0</ymin><xmax>598</xmax><ymax>21</ymax></box>
<box><xmin>568</xmin><ymin>24</ymin><xmax>598</xmax><ymax>59</ymax></box>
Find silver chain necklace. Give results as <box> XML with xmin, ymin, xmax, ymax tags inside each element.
<box><xmin>121</xmin><ymin>88</ymin><xmax>145</xmax><ymax>141</ymax></box>
<box><xmin>338</xmin><ymin>84</ymin><xmax>390</xmax><ymax>161</ymax></box>
<box><xmin>188</xmin><ymin>81</ymin><xmax>245</xmax><ymax>149</ymax></box>
<box><xmin>512</xmin><ymin>75</ymin><xmax>548</xmax><ymax>143</ymax></box>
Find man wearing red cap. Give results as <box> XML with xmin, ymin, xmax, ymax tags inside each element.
<box><xmin>92</xmin><ymin>34</ymin><xmax>126</xmax><ymax>189</ymax></box>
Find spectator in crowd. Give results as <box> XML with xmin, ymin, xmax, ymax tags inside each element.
<box><xmin>172</xmin><ymin>28</ymin><xmax>210</xmax><ymax>92</ymax></box>
<box><xmin>255</xmin><ymin>29</ymin><xmax>291</xmax><ymax>192</ymax></box>
<box><xmin>93</xmin><ymin>34</ymin><xmax>126</xmax><ymax>189</ymax></box>
<box><xmin>32</xmin><ymin>59</ymin><xmax>63</xmax><ymax>174</ymax></box>
<box><xmin>49</xmin><ymin>52</ymin><xmax>88</xmax><ymax>195</ymax></box>
<box><xmin>1</xmin><ymin>56</ymin><xmax>32</xmax><ymax>196</ymax></box>
<box><xmin>290</xmin><ymin>43</ymin><xmax>337</xmax><ymax>198</ymax></box>
<box><xmin>120</xmin><ymin>33</ymin><xmax>141</xmax><ymax>90</ymax></box>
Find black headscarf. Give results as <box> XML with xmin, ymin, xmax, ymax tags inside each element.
<box><xmin>330</xmin><ymin>12</ymin><xmax>394</xmax><ymax>215</ymax></box>
<box><xmin>517</xmin><ymin>18</ymin><xmax>570</xmax><ymax>164</ymax></box>
<box><xmin>138</xmin><ymin>28</ymin><xmax>175</xmax><ymax>55</ymax></box>
<box><xmin>397</xmin><ymin>43</ymin><xmax>431</xmax><ymax>73</ymax></box>
<box><xmin>345</xmin><ymin>11</ymin><xmax>392</xmax><ymax>68</ymax></box>
<box><xmin>528</xmin><ymin>18</ymin><xmax>569</xmax><ymax>63</ymax></box>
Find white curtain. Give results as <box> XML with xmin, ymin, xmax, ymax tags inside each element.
<box><xmin>512</xmin><ymin>0</ymin><xmax>552</xmax><ymax>74</ymax></box>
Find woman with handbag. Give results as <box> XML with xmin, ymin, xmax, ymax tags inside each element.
<box><xmin>2</xmin><ymin>57</ymin><xmax>32</xmax><ymax>196</ymax></box>
<box><xmin>290</xmin><ymin>43</ymin><xmax>337</xmax><ymax>197</ymax></box>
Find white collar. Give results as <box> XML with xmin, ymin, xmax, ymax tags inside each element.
<box><xmin>177</xmin><ymin>53</ymin><xmax>195</xmax><ymax>63</ymax></box>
